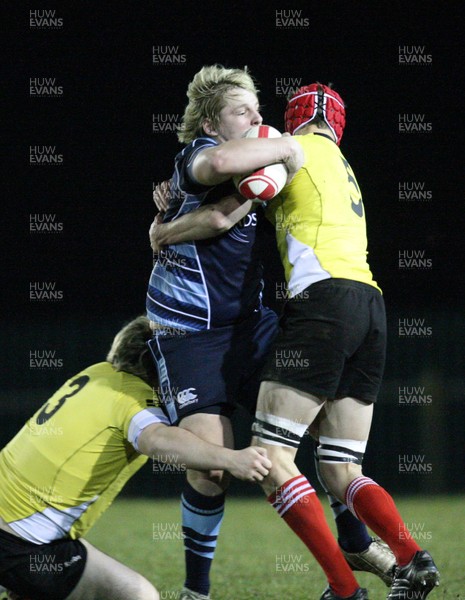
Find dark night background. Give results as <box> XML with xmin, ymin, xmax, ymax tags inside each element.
<box><xmin>2</xmin><ymin>1</ymin><xmax>464</xmax><ymax>496</ymax></box>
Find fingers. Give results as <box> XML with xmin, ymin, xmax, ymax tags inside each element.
<box><xmin>149</xmin><ymin>221</ymin><xmax>156</xmax><ymax>251</ymax></box>
<box><xmin>230</xmin><ymin>447</ymin><xmax>273</xmax><ymax>483</ymax></box>
<box><xmin>153</xmin><ymin>179</ymin><xmax>172</xmax><ymax>212</ymax></box>
<box><xmin>253</xmin><ymin>446</ymin><xmax>269</xmax><ymax>460</ymax></box>
<box><xmin>149</xmin><ymin>219</ymin><xmax>161</xmax><ymax>253</ymax></box>
<box><xmin>252</xmin><ymin>448</ymin><xmax>272</xmax><ymax>471</ymax></box>
<box><xmin>247</xmin><ymin>447</ymin><xmax>272</xmax><ymax>482</ymax></box>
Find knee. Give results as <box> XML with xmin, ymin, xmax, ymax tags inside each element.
<box><xmin>319</xmin><ymin>462</ymin><xmax>362</xmax><ymax>501</ymax></box>
<box><xmin>259</xmin><ymin>446</ymin><xmax>297</xmax><ymax>495</ymax></box>
<box><xmin>208</xmin><ymin>469</ymin><xmax>231</xmax><ymax>491</ymax></box>
<box><xmin>143</xmin><ymin>586</ymin><xmax>159</xmax><ymax>600</ymax></box>
<box><xmin>187</xmin><ymin>468</ymin><xmax>231</xmax><ymax>495</ymax></box>
<box><xmin>269</xmin><ymin>447</ymin><xmax>296</xmax><ymax>478</ymax></box>
<box><xmin>317</xmin><ymin>436</ymin><xmax>367</xmax><ymax>501</ymax></box>
<box><xmin>139</xmin><ymin>576</ymin><xmax>159</xmax><ymax>600</ymax></box>
<box><xmin>144</xmin><ymin>586</ymin><xmax>159</xmax><ymax>600</ymax></box>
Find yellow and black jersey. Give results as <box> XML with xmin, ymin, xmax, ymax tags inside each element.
<box><xmin>266</xmin><ymin>133</ymin><xmax>380</xmax><ymax>297</ymax></box>
<box><xmin>0</xmin><ymin>362</ymin><xmax>168</xmax><ymax>543</ymax></box>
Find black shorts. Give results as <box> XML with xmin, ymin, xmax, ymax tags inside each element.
<box><xmin>0</xmin><ymin>529</ymin><xmax>87</xmax><ymax>600</ymax></box>
<box><xmin>261</xmin><ymin>279</ymin><xmax>386</xmax><ymax>403</ymax></box>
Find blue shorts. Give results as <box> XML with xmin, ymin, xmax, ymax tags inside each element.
<box><xmin>148</xmin><ymin>307</ymin><xmax>278</xmax><ymax>424</ymax></box>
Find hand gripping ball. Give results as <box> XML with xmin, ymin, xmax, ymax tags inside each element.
<box><xmin>233</xmin><ymin>125</ymin><xmax>288</xmax><ymax>202</ymax></box>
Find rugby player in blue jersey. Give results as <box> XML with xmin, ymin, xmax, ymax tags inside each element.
<box><xmin>146</xmin><ymin>65</ymin><xmax>394</xmax><ymax>600</ymax></box>
<box><xmin>146</xmin><ymin>65</ymin><xmax>304</xmax><ymax>600</ymax></box>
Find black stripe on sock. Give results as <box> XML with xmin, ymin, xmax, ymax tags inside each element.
<box><xmin>182</xmin><ymin>526</ymin><xmax>217</xmax><ymax>543</ymax></box>
<box><xmin>184</xmin><ymin>538</ymin><xmax>216</xmax><ymax>554</ymax></box>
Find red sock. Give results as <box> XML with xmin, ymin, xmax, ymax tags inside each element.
<box><xmin>269</xmin><ymin>475</ymin><xmax>359</xmax><ymax>598</ymax></box>
<box><xmin>345</xmin><ymin>476</ymin><xmax>421</xmax><ymax>566</ymax></box>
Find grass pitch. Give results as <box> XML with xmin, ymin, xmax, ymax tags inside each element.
<box><xmin>87</xmin><ymin>494</ymin><xmax>463</xmax><ymax>599</ymax></box>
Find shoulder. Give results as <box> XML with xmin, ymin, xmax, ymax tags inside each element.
<box><xmin>82</xmin><ymin>364</ymin><xmax>151</xmax><ymax>408</ymax></box>
<box><xmin>173</xmin><ymin>137</ymin><xmax>220</xmax><ymax>195</ymax></box>
<box><xmin>119</xmin><ymin>370</ymin><xmax>154</xmax><ymax>403</ymax></box>
<box><xmin>176</xmin><ymin>136</ymin><xmax>218</xmax><ymax>162</ymax></box>
<box><xmin>111</xmin><ymin>370</ymin><xmax>169</xmax><ymax>436</ymax></box>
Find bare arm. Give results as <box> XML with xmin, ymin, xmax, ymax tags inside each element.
<box><xmin>150</xmin><ymin>193</ymin><xmax>252</xmax><ymax>252</ymax></box>
<box><xmin>192</xmin><ymin>136</ymin><xmax>304</xmax><ymax>186</ymax></box>
<box><xmin>137</xmin><ymin>423</ymin><xmax>271</xmax><ymax>482</ymax></box>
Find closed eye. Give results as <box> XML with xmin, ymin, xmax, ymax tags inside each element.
<box><xmin>237</xmin><ymin>108</ymin><xmax>261</xmax><ymax>117</ymax></box>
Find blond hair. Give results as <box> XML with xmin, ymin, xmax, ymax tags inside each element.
<box><xmin>106</xmin><ymin>316</ymin><xmax>157</xmax><ymax>386</ymax></box>
<box><xmin>178</xmin><ymin>64</ymin><xmax>259</xmax><ymax>144</ymax></box>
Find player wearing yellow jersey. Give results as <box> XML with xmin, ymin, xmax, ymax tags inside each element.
<box><xmin>0</xmin><ymin>317</ymin><xmax>271</xmax><ymax>600</ymax></box>
<box><xmin>252</xmin><ymin>84</ymin><xmax>440</xmax><ymax>600</ymax></box>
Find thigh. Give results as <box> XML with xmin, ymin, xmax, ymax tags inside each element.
<box><xmin>179</xmin><ymin>413</ymin><xmax>234</xmax><ymax>449</ymax></box>
<box><xmin>66</xmin><ymin>540</ymin><xmax>157</xmax><ymax>600</ymax></box>
<box><xmin>318</xmin><ymin>397</ymin><xmax>373</xmax><ymax>442</ymax></box>
<box><xmin>179</xmin><ymin>414</ymin><xmax>234</xmax><ymax>492</ymax></box>
<box><xmin>256</xmin><ymin>381</ymin><xmax>325</xmax><ymax>427</ymax></box>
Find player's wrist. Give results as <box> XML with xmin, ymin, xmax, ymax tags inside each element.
<box><xmin>221</xmin><ymin>448</ymin><xmax>236</xmax><ymax>473</ymax></box>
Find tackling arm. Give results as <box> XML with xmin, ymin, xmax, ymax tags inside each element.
<box><xmin>149</xmin><ymin>192</ymin><xmax>252</xmax><ymax>252</ymax></box>
<box><xmin>192</xmin><ymin>136</ymin><xmax>304</xmax><ymax>186</ymax></box>
<box><xmin>137</xmin><ymin>423</ymin><xmax>271</xmax><ymax>482</ymax></box>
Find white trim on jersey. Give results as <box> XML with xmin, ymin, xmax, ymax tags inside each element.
<box><xmin>146</xmin><ymin>291</ymin><xmax>209</xmax><ymax>323</ymax></box>
<box><xmin>8</xmin><ymin>498</ymin><xmax>99</xmax><ymax>544</ymax></box>
<box><xmin>285</xmin><ymin>231</ymin><xmax>331</xmax><ymax>297</ymax></box>
<box><xmin>127</xmin><ymin>407</ymin><xmax>171</xmax><ymax>452</ymax></box>
<box><xmin>152</xmin><ymin>336</ymin><xmax>178</xmax><ymax>424</ymax></box>
<box><xmin>149</xmin><ymin>269</ymin><xmax>208</xmax><ymax>302</ymax></box>
<box><xmin>194</xmin><ymin>242</ymin><xmax>211</xmax><ymax>329</ymax></box>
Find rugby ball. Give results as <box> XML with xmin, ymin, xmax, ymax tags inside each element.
<box><xmin>234</xmin><ymin>125</ymin><xmax>288</xmax><ymax>202</ymax></box>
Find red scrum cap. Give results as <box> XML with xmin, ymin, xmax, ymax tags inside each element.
<box><xmin>284</xmin><ymin>83</ymin><xmax>346</xmax><ymax>145</ymax></box>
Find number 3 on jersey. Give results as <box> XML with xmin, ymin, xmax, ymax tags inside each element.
<box><xmin>341</xmin><ymin>156</ymin><xmax>364</xmax><ymax>217</ymax></box>
<box><xmin>36</xmin><ymin>375</ymin><xmax>90</xmax><ymax>425</ymax></box>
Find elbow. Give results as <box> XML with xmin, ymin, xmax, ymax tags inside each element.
<box><xmin>208</xmin><ymin>147</ymin><xmax>231</xmax><ymax>175</ymax></box>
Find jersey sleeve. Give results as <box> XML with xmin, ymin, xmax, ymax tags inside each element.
<box><xmin>127</xmin><ymin>407</ymin><xmax>170</xmax><ymax>452</ymax></box>
<box><xmin>175</xmin><ymin>137</ymin><xmax>218</xmax><ymax>194</ymax></box>
<box><xmin>115</xmin><ymin>374</ymin><xmax>170</xmax><ymax>451</ymax></box>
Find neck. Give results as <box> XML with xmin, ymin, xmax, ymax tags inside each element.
<box><xmin>298</xmin><ymin>123</ymin><xmax>336</xmax><ymax>142</ymax></box>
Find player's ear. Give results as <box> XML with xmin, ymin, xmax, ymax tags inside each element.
<box><xmin>203</xmin><ymin>118</ymin><xmax>218</xmax><ymax>137</ymax></box>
